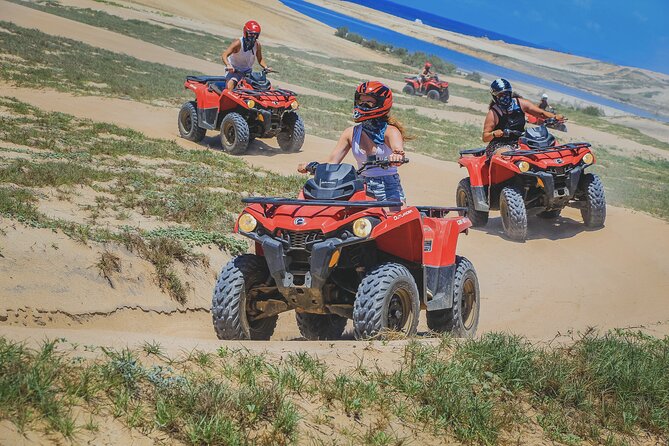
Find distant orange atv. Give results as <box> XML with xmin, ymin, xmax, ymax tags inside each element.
<box><xmin>403</xmin><ymin>75</ymin><xmax>449</xmax><ymax>102</ymax></box>
<box><xmin>179</xmin><ymin>69</ymin><xmax>305</xmax><ymax>154</ymax></box>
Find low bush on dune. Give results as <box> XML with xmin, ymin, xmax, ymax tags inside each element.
<box><xmin>0</xmin><ymin>330</ymin><xmax>666</xmax><ymax>444</ymax></box>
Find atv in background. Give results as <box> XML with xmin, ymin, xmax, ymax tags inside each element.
<box><xmin>179</xmin><ymin>69</ymin><xmax>305</xmax><ymax>154</ymax></box>
<box><xmin>212</xmin><ymin>157</ymin><xmax>480</xmax><ymax>341</ymax></box>
<box><xmin>457</xmin><ymin>126</ymin><xmax>605</xmax><ymax>241</ymax></box>
<box><xmin>403</xmin><ymin>75</ymin><xmax>450</xmax><ymax>102</ymax></box>
<box><xmin>527</xmin><ymin>108</ymin><xmax>568</xmax><ymax>132</ymax></box>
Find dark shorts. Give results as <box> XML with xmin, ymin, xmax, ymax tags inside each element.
<box><xmin>224</xmin><ymin>71</ymin><xmax>245</xmax><ymax>84</ymax></box>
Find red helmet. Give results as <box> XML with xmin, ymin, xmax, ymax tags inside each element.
<box><xmin>353</xmin><ymin>81</ymin><xmax>393</xmax><ymax>122</ymax></box>
<box><xmin>424</xmin><ymin>61</ymin><xmax>432</xmax><ymax>68</ymax></box>
<box><xmin>243</xmin><ymin>20</ymin><xmax>261</xmax><ymax>38</ymax></box>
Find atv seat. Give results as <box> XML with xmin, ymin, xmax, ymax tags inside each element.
<box><xmin>208</xmin><ymin>82</ymin><xmax>227</xmax><ymax>95</ymax></box>
<box><xmin>459</xmin><ymin>147</ymin><xmax>486</xmax><ymax>157</ymax></box>
<box><xmin>303</xmin><ymin>164</ymin><xmax>364</xmax><ymax>201</ymax></box>
<box><xmin>186</xmin><ymin>75</ymin><xmax>228</xmax><ymax>83</ymax></box>
<box><xmin>521</xmin><ymin>126</ymin><xmax>556</xmax><ymax>150</ymax></box>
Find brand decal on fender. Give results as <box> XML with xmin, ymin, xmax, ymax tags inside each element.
<box><xmin>294</xmin><ymin>217</ymin><xmax>307</xmax><ymax>225</ymax></box>
<box><xmin>392</xmin><ymin>208</ymin><xmax>414</xmax><ymax>221</ymax></box>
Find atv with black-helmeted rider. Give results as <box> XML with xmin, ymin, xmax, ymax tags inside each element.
<box><xmin>482</xmin><ymin>78</ymin><xmax>565</xmax><ymax>156</ymax></box>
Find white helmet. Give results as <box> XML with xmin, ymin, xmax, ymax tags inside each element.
<box><xmin>541</xmin><ymin>93</ymin><xmax>548</xmax><ymax>99</ymax></box>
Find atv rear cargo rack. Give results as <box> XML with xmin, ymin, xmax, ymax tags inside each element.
<box><xmin>502</xmin><ymin>142</ymin><xmax>591</xmax><ymax>157</ymax></box>
<box><xmin>242</xmin><ymin>197</ymin><xmax>402</xmax><ymax>208</ymax></box>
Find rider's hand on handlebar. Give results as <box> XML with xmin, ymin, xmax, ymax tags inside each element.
<box><xmin>262</xmin><ymin>66</ymin><xmax>274</xmax><ymax>73</ymax></box>
<box><xmin>388</xmin><ymin>152</ymin><xmax>405</xmax><ymax>166</ymax></box>
<box><xmin>555</xmin><ymin>114</ymin><xmax>566</xmax><ymax>122</ymax></box>
<box><xmin>224</xmin><ymin>66</ymin><xmax>234</xmax><ymax>73</ymax></box>
<box><xmin>297</xmin><ymin>161</ymin><xmax>319</xmax><ymax>174</ymax></box>
<box><xmin>297</xmin><ymin>162</ymin><xmax>308</xmax><ymax>173</ymax></box>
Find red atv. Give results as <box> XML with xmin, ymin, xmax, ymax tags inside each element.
<box><xmin>179</xmin><ymin>70</ymin><xmax>305</xmax><ymax>154</ymax></box>
<box><xmin>403</xmin><ymin>75</ymin><xmax>450</xmax><ymax>102</ymax></box>
<box><xmin>526</xmin><ymin>109</ymin><xmax>568</xmax><ymax>132</ymax></box>
<box><xmin>456</xmin><ymin>125</ymin><xmax>606</xmax><ymax>241</ymax></box>
<box><xmin>211</xmin><ymin>158</ymin><xmax>480</xmax><ymax>340</ymax></box>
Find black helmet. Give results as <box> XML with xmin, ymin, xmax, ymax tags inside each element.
<box><xmin>490</xmin><ymin>78</ymin><xmax>513</xmax><ymax>108</ymax></box>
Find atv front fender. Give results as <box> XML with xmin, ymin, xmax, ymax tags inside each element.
<box><xmin>458</xmin><ymin>154</ymin><xmax>487</xmax><ymax>187</ymax></box>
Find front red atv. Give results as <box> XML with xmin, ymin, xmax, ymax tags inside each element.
<box><xmin>457</xmin><ymin>126</ymin><xmax>606</xmax><ymax>241</ymax></box>
<box><xmin>403</xmin><ymin>75</ymin><xmax>450</xmax><ymax>102</ymax></box>
<box><xmin>179</xmin><ymin>70</ymin><xmax>305</xmax><ymax>154</ymax></box>
<box><xmin>211</xmin><ymin>158</ymin><xmax>480</xmax><ymax>340</ymax></box>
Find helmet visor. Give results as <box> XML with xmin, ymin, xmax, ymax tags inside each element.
<box><xmin>355</xmin><ymin>93</ymin><xmax>377</xmax><ymax>109</ymax></box>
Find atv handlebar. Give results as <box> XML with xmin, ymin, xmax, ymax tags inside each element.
<box><xmin>356</xmin><ymin>156</ymin><xmax>409</xmax><ymax>175</ymax></box>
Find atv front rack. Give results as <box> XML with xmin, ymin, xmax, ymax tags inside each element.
<box><xmin>242</xmin><ymin>197</ymin><xmax>403</xmax><ymax>208</ymax></box>
<box><xmin>502</xmin><ymin>142</ymin><xmax>591</xmax><ymax>157</ymax></box>
<box><xmin>234</xmin><ymin>88</ymin><xmax>296</xmax><ymax>100</ymax></box>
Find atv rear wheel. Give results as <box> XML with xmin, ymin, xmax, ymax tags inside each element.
<box><xmin>353</xmin><ymin>263</ymin><xmax>420</xmax><ymax>339</ymax></box>
<box><xmin>580</xmin><ymin>173</ymin><xmax>606</xmax><ymax>228</ymax></box>
<box><xmin>211</xmin><ymin>254</ymin><xmax>277</xmax><ymax>340</ymax></box>
<box><xmin>402</xmin><ymin>84</ymin><xmax>415</xmax><ymax>95</ymax></box>
<box><xmin>427</xmin><ymin>89</ymin><xmax>440</xmax><ymax>101</ymax></box>
<box><xmin>456</xmin><ymin>178</ymin><xmax>489</xmax><ymax>227</ymax></box>
<box><xmin>426</xmin><ymin>256</ymin><xmax>480</xmax><ymax>337</ymax></box>
<box><xmin>440</xmin><ymin>87</ymin><xmax>450</xmax><ymax>103</ymax></box>
<box><xmin>500</xmin><ymin>186</ymin><xmax>528</xmax><ymax>241</ymax></box>
<box><xmin>296</xmin><ymin>312</ymin><xmax>348</xmax><ymax>340</ymax></box>
<box><xmin>277</xmin><ymin>112</ymin><xmax>305</xmax><ymax>152</ymax></box>
<box><xmin>220</xmin><ymin>112</ymin><xmax>250</xmax><ymax>154</ymax></box>
<box><xmin>178</xmin><ymin>101</ymin><xmax>206</xmax><ymax>142</ymax></box>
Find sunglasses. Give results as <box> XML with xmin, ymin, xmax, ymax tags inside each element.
<box><xmin>493</xmin><ymin>90</ymin><xmax>511</xmax><ymax>98</ymax></box>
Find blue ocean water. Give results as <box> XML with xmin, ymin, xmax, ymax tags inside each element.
<box><xmin>280</xmin><ymin>0</ymin><xmax>668</xmax><ymax>122</ymax></box>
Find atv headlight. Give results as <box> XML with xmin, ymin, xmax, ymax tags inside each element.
<box><xmin>352</xmin><ymin>218</ymin><xmax>372</xmax><ymax>238</ymax></box>
<box><xmin>246</xmin><ymin>99</ymin><xmax>256</xmax><ymax>108</ymax></box>
<box><xmin>238</xmin><ymin>213</ymin><xmax>257</xmax><ymax>232</ymax></box>
<box><xmin>582</xmin><ymin>153</ymin><xmax>594</xmax><ymax>165</ymax></box>
<box><xmin>517</xmin><ymin>161</ymin><xmax>531</xmax><ymax>172</ymax></box>
<box><xmin>290</xmin><ymin>100</ymin><xmax>299</xmax><ymax>110</ymax></box>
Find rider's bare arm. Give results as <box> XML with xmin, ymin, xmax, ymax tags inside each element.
<box><xmin>297</xmin><ymin>127</ymin><xmax>353</xmax><ymax>173</ymax></box>
<box><xmin>520</xmin><ymin>98</ymin><xmax>564</xmax><ymax>121</ymax></box>
<box><xmin>482</xmin><ymin>110</ymin><xmax>502</xmax><ymax>142</ymax></box>
<box><xmin>221</xmin><ymin>40</ymin><xmax>241</xmax><ymax>70</ymax></box>
<box><xmin>384</xmin><ymin>126</ymin><xmax>406</xmax><ymax>164</ymax></box>
<box><xmin>255</xmin><ymin>42</ymin><xmax>270</xmax><ymax>71</ymax></box>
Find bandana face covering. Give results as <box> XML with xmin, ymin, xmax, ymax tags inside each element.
<box><xmin>361</xmin><ymin>119</ymin><xmax>388</xmax><ymax>145</ymax></box>
<box><xmin>243</xmin><ymin>35</ymin><xmax>257</xmax><ymax>52</ymax></box>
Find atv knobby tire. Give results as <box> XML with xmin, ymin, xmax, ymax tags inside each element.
<box><xmin>353</xmin><ymin>263</ymin><xmax>420</xmax><ymax>339</ymax></box>
<box><xmin>500</xmin><ymin>186</ymin><xmax>528</xmax><ymax>241</ymax></box>
<box><xmin>580</xmin><ymin>173</ymin><xmax>606</xmax><ymax>228</ymax></box>
<box><xmin>296</xmin><ymin>312</ymin><xmax>347</xmax><ymax>340</ymax></box>
<box><xmin>440</xmin><ymin>87</ymin><xmax>450</xmax><ymax>103</ymax></box>
<box><xmin>456</xmin><ymin>178</ymin><xmax>489</xmax><ymax>227</ymax></box>
<box><xmin>427</xmin><ymin>89</ymin><xmax>440</xmax><ymax>101</ymax></box>
<box><xmin>402</xmin><ymin>84</ymin><xmax>415</xmax><ymax>95</ymax></box>
<box><xmin>211</xmin><ymin>254</ymin><xmax>277</xmax><ymax>340</ymax></box>
<box><xmin>426</xmin><ymin>256</ymin><xmax>480</xmax><ymax>337</ymax></box>
<box><xmin>277</xmin><ymin>112</ymin><xmax>305</xmax><ymax>152</ymax></box>
<box><xmin>220</xmin><ymin>112</ymin><xmax>250</xmax><ymax>154</ymax></box>
<box><xmin>178</xmin><ymin>101</ymin><xmax>207</xmax><ymax>142</ymax></box>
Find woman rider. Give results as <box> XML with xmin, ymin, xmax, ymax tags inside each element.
<box><xmin>298</xmin><ymin>81</ymin><xmax>408</xmax><ymax>210</ymax></box>
<box><xmin>221</xmin><ymin>20</ymin><xmax>272</xmax><ymax>90</ymax></box>
<box><xmin>482</xmin><ymin>78</ymin><xmax>564</xmax><ymax>155</ymax></box>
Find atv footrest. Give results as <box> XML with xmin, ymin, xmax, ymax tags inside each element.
<box><xmin>459</xmin><ymin>147</ymin><xmax>486</xmax><ymax>156</ymax></box>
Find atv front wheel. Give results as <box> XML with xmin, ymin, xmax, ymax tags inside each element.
<box><xmin>580</xmin><ymin>173</ymin><xmax>606</xmax><ymax>228</ymax></box>
<box><xmin>178</xmin><ymin>101</ymin><xmax>206</xmax><ymax>142</ymax></box>
<box><xmin>500</xmin><ymin>186</ymin><xmax>527</xmax><ymax>241</ymax></box>
<box><xmin>211</xmin><ymin>254</ymin><xmax>278</xmax><ymax>340</ymax></box>
<box><xmin>353</xmin><ymin>263</ymin><xmax>420</xmax><ymax>339</ymax></box>
<box><xmin>440</xmin><ymin>87</ymin><xmax>450</xmax><ymax>103</ymax></box>
<box><xmin>220</xmin><ymin>112</ymin><xmax>250</xmax><ymax>154</ymax></box>
<box><xmin>296</xmin><ymin>312</ymin><xmax>347</xmax><ymax>340</ymax></box>
<box><xmin>402</xmin><ymin>84</ymin><xmax>415</xmax><ymax>95</ymax></box>
<box><xmin>426</xmin><ymin>256</ymin><xmax>480</xmax><ymax>337</ymax></box>
<box><xmin>427</xmin><ymin>89</ymin><xmax>440</xmax><ymax>101</ymax></box>
<box><xmin>277</xmin><ymin>112</ymin><xmax>305</xmax><ymax>152</ymax></box>
<box><xmin>456</xmin><ymin>178</ymin><xmax>489</xmax><ymax>227</ymax></box>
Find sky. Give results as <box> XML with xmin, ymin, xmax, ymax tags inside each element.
<box><xmin>382</xmin><ymin>0</ymin><xmax>669</xmax><ymax>74</ymax></box>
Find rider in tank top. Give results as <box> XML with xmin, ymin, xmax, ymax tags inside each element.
<box><xmin>220</xmin><ymin>20</ymin><xmax>272</xmax><ymax>90</ymax></box>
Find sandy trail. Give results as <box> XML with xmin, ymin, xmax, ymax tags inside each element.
<box><xmin>2</xmin><ymin>84</ymin><xmax>668</xmax><ymax>345</ymax></box>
